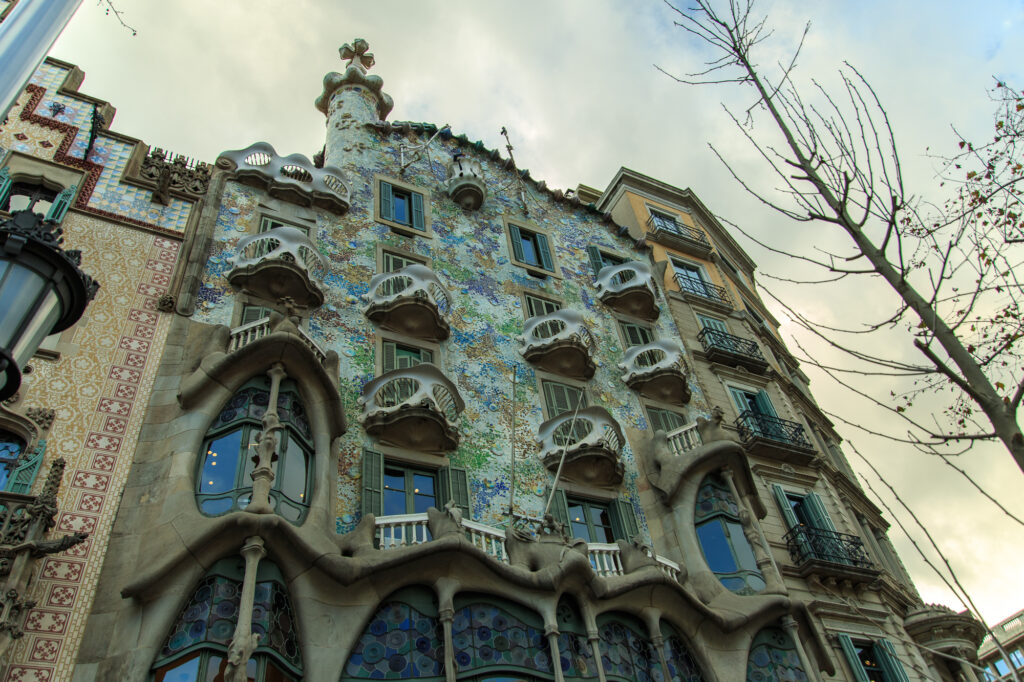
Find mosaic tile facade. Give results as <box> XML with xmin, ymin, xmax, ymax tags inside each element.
<box><xmin>2</xmin><ymin>214</ymin><xmax>179</xmax><ymax>682</ymax></box>
<box><xmin>190</xmin><ymin>125</ymin><xmax>712</xmax><ymax>535</ymax></box>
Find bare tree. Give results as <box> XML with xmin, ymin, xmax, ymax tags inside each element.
<box><xmin>660</xmin><ymin>0</ymin><xmax>1024</xmax><ymax>473</ymax></box>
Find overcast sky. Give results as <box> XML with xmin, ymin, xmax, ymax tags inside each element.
<box><xmin>49</xmin><ymin>0</ymin><xmax>1024</xmax><ymax>626</ymax></box>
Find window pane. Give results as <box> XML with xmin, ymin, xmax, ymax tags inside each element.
<box><xmin>392</xmin><ymin>191</ymin><xmax>411</xmax><ymax>225</ymax></box>
<box><xmin>200</xmin><ymin>430</ymin><xmax>244</xmax><ymax>494</ymax></box>
<box><xmin>520</xmin><ymin>232</ymin><xmax>540</xmax><ymax>266</ymax></box>
<box><xmin>696</xmin><ymin>520</ymin><xmax>738</xmax><ymax>573</ymax></box>
<box><xmin>203</xmin><ymin>655</ymin><xmax>225</xmax><ymax>682</ymax></box>
<box><xmin>568</xmin><ymin>501</ymin><xmax>590</xmax><ymax>541</ymax></box>
<box><xmin>412</xmin><ymin>473</ymin><xmax>436</xmax><ymax>513</ymax></box>
<box><xmin>726</xmin><ymin>521</ymin><xmax>758</xmax><ymax>570</ymax></box>
<box><xmin>279</xmin><ymin>437</ymin><xmax>308</xmax><ymax>504</ymax></box>
<box><xmin>383</xmin><ymin>468</ymin><xmax>407</xmax><ymax>516</ymax></box>
<box><xmin>154</xmin><ymin>653</ymin><xmax>202</xmax><ymax>682</ymax></box>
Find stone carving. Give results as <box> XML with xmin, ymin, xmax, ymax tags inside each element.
<box><xmin>504</xmin><ymin>514</ymin><xmax>588</xmax><ymax>574</ymax></box>
<box><xmin>427</xmin><ymin>501</ymin><xmax>463</xmax><ymax>539</ymax></box>
<box><xmin>223</xmin><ymin>536</ymin><xmax>266</xmax><ymax>682</ymax></box>
<box><xmin>615</xmin><ymin>536</ymin><xmax>664</xmax><ymax>575</ymax></box>
<box><xmin>24</xmin><ymin>407</ymin><xmax>55</xmax><ymax>431</ymax></box>
<box><xmin>156</xmin><ymin>294</ymin><xmax>176</xmax><ymax>312</ymax></box>
<box><xmin>245</xmin><ymin>365</ymin><xmax>286</xmax><ymax>515</ymax></box>
<box><xmin>140</xmin><ymin>148</ymin><xmax>212</xmax><ymax>204</ymax></box>
<box><xmin>0</xmin><ymin>590</ymin><xmax>34</xmax><ymax>639</ymax></box>
<box><xmin>696</xmin><ymin>406</ymin><xmax>732</xmax><ymax>444</ymax></box>
<box><xmin>316</xmin><ymin>39</ymin><xmax>394</xmax><ymax>119</ymax></box>
<box><xmin>336</xmin><ymin>514</ymin><xmax>378</xmax><ymax>558</ymax></box>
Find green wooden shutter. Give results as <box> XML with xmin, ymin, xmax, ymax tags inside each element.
<box><xmin>525</xmin><ymin>295</ymin><xmax>540</xmax><ymax>318</ymax></box>
<box><xmin>648</xmin><ymin>408</ymin><xmax>685</xmax><ymax>433</ymax></box>
<box><xmin>803</xmin><ymin>492</ymin><xmax>837</xmax><ymax>532</ymax></box>
<box><xmin>611</xmin><ymin>498</ymin><xmax>640</xmax><ymax>542</ymax></box>
<box><xmin>549</xmin><ymin>488</ymin><xmax>570</xmax><ymax>528</ymax></box>
<box><xmin>754</xmin><ymin>390</ymin><xmax>777</xmax><ymax>417</ymax></box>
<box><xmin>621</xmin><ymin>323</ymin><xmax>652</xmax><ymax>347</ymax></box>
<box><xmin>771</xmin><ymin>484</ymin><xmax>800</xmax><ymax>529</ymax></box>
<box><xmin>0</xmin><ymin>168</ymin><xmax>11</xmax><ymax>208</ymax></box>
<box><xmin>6</xmin><ymin>443</ymin><xmax>44</xmax><ymax>494</ymax></box>
<box><xmin>508</xmin><ymin>223</ymin><xmax>525</xmax><ymax>262</ymax></box>
<box><xmin>241</xmin><ymin>305</ymin><xmax>270</xmax><ymax>325</ymax></box>
<box><xmin>420</xmin><ymin>348</ymin><xmax>433</xmax><ymax>365</ymax></box>
<box><xmin>697</xmin><ymin>315</ymin><xmax>729</xmax><ymax>333</ymax></box>
<box><xmin>535</xmin><ymin>232</ymin><xmax>554</xmax><ymax>272</ymax></box>
<box><xmin>379</xmin><ymin>181</ymin><xmax>394</xmax><ymax>222</ymax></box>
<box><xmin>543</xmin><ymin>382</ymin><xmax>567</xmax><ymax>417</ymax></box>
<box><xmin>448</xmin><ymin>466</ymin><xmax>470</xmax><ymax>516</ymax></box>
<box><xmin>361</xmin><ymin>449</ymin><xmax>383</xmax><ymax>518</ymax></box>
<box><xmin>45</xmin><ymin>185</ymin><xmax>76</xmax><ymax>223</ymax></box>
<box><xmin>382</xmin><ymin>342</ymin><xmax>397</xmax><ymax>373</ymax></box>
<box><xmin>837</xmin><ymin>634</ymin><xmax>871</xmax><ymax>682</ymax></box>
<box><xmin>411</xmin><ymin>191</ymin><xmax>425</xmax><ymax>231</ymax></box>
<box><xmin>729</xmin><ymin>387</ymin><xmax>752</xmax><ymax>414</ymax></box>
<box><xmin>587</xmin><ymin>246</ymin><xmax>605</xmax><ymax>276</ymax></box>
<box><xmin>875</xmin><ymin>639</ymin><xmax>911</xmax><ymax>682</ymax></box>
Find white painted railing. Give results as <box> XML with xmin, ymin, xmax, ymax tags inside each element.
<box><xmin>376</xmin><ymin>512</ymin><xmax>432</xmax><ymax>549</ymax></box>
<box><xmin>588</xmin><ymin>543</ymin><xmax>625</xmax><ymax>576</ymax></box>
<box><xmin>228</xmin><ymin>317</ymin><xmax>328</xmax><ymax>366</ymax></box>
<box><xmin>463</xmin><ymin>518</ymin><xmax>507</xmax><ymax>562</ymax></box>
<box><xmin>666</xmin><ymin>422</ymin><xmax>702</xmax><ymax>455</ymax></box>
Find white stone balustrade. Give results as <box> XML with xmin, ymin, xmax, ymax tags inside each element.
<box><xmin>665</xmin><ymin>422</ymin><xmax>702</xmax><ymax>455</ymax></box>
<box><xmin>227</xmin><ymin>317</ymin><xmax>328</xmax><ymax>367</ymax></box>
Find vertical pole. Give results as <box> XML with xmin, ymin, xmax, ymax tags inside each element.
<box><xmin>507</xmin><ymin>366</ymin><xmax>516</xmax><ymax>528</ymax></box>
<box><xmin>781</xmin><ymin>615</ymin><xmax>822</xmax><ymax>682</ymax></box>
<box><xmin>721</xmin><ymin>467</ymin><xmax>786</xmax><ymax>594</ymax></box>
<box><xmin>248</xmin><ymin>363</ymin><xmax>285</xmax><ymax>514</ymax></box>
<box><xmin>0</xmin><ymin>0</ymin><xmax>85</xmax><ymax>123</ymax></box>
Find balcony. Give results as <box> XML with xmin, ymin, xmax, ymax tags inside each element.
<box><xmin>519</xmin><ymin>310</ymin><xmax>596</xmax><ymax>380</ymax></box>
<box><xmin>218</xmin><ymin>141</ymin><xmax>350</xmax><ymax>214</ymax></box>
<box><xmin>697</xmin><ymin>328</ymin><xmax>769</xmax><ymax>374</ymax></box>
<box><xmin>595</xmin><ymin>261</ymin><xmax>659</xmax><ymax>321</ymax></box>
<box><xmin>374</xmin><ymin>514</ymin><xmax>683</xmax><ymax>581</ymax></box>
<box><xmin>537</xmin><ymin>407</ymin><xmax>625</xmax><ymax>487</ymax></box>
<box><xmin>735</xmin><ymin>411</ymin><xmax>816</xmax><ymax>464</ymax></box>
<box><xmin>227</xmin><ymin>227</ymin><xmax>328</xmax><ymax>309</ymax></box>
<box><xmin>784</xmin><ymin>526</ymin><xmax>879</xmax><ymax>585</ymax></box>
<box><xmin>618</xmin><ymin>340</ymin><xmax>690</xmax><ymax>405</ymax></box>
<box><xmin>359</xmin><ymin>364</ymin><xmax>464</xmax><ymax>453</ymax></box>
<box><xmin>664</xmin><ymin>421</ymin><xmax>702</xmax><ymax>454</ymax></box>
<box><xmin>645</xmin><ymin>214</ymin><xmax>713</xmax><ymax>258</ymax></box>
<box><xmin>228</xmin><ymin>316</ymin><xmax>328</xmax><ymax>366</ymax></box>
<box><xmin>674</xmin><ymin>274</ymin><xmax>733</xmax><ymax>312</ymax></box>
<box><xmin>363</xmin><ymin>264</ymin><xmax>452</xmax><ymax>341</ymax></box>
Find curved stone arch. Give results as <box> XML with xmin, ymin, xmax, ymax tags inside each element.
<box><xmin>450</xmin><ymin>590</ymin><xmax>555</xmax><ymax>680</ymax></box>
<box><xmin>0</xmin><ymin>403</ymin><xmax>39</xmax><ymax>448</ymax></box>
<box><xmin>745</xmin><ymin>625</ymin><xmax>809</xmax><ymax>681</ymax></box>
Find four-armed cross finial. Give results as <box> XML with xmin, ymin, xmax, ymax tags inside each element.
<box><xmin>340</xmin><ymin>39</ymin><xmax>375</xmax><ymax>71</ymax></box>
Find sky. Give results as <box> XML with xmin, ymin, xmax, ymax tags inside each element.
<box><xmin>46</xmin><ymin>0</ymin><xmax>1024</xmax><ymax>626</ymax></box>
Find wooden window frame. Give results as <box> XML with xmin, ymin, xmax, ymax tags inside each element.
<box><xmin>537</xmin><ymin>373</ymin><xmax>588</xmax><ymax>421</ymax></box>
<box><xmin>521</xmin><ymin>291</ymin><xmax>563</xmax><ymax>319</ymax></box>
<box><xmin>376</xmin><ymin>333</ymin><xmax>441</xmax><ymax>375</ymax></box>
<box><xmin>503</xmin><ymin>216</ymin><xmax>559</xmax><ymax>278</ymax></box>
<box><xmin>377</xmin><ymin>243</ymin><xmax>430</xmax><ymax>272</ymax></box>
<box><xmin>374</xmin><ymin>174</ymin><xmax>432</xmax><ymax>238</ymax></box>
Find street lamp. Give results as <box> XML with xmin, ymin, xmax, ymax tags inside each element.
<box><xmin>0</xmin><ymin>210</ymin><xmax>98</xmax><ymax>400</ymax></box>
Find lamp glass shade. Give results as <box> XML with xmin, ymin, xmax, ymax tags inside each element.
<box><xmin>0</xmin><ymin>258</ymin><xmax>64</xmax><ymax>369</ymax></box>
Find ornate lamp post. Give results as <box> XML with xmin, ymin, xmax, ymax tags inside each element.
<box><xmin>0</xmin><ymin>210</ymin><xmax>98</xmax><ymax>400</ymax></box>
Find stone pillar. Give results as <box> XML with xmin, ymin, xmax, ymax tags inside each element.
<box><xmin>722</xmin><ymin>467</ymin><xmax>786</xmax><ymax>594</ymax></box>
<box><xmin>439</xmin><ymin>607</ymin><xmax>455</xmax><ymax>682</ymax></box>
<box><xmin>546</xmin><ymin>627</ymin><xmax>565</xmax><ymax>682</ymax></box>
<box><xmin>223</xmin><ymin>536</ymin><xmax>266</xmax><ymax>682</ymax></box>
<box><xmin>782</xmin><ymin>615</ymin><xmax>822</xmax><ymax>682</ymax></box>
<box><xmin>955</xmin><ymin>648</ymin><xmax>982</xmax><ymax>682</ymax></box>
<box><xmin>247</xmin><ymin>363</ymin><xmax>285</xmax><ymax>514</ymax></box>
<box><xmin>589</xmin><ymin>631</ymin><xmax>607</xmax><ymax>682</ymax></box>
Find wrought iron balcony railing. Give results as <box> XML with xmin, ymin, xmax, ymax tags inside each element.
<box><xmin>363</xmin><ymin>264</ymin><xmax>452</xmax><ymax>341</ymax></box>
<box><xmin>735</xmin><ymin>410</ymin><xmax>814</xmax><ymax>451</ymax></box>
<box><xmin>674</xmin><ymin>274</ymin><xmax>732</xmax><ymax>308</ymax></box>
<box><xmin>784</xmin><ymin>526</ymin><xmax>874</xmax><ymax>570</ymax></box>
<box><xmin>646</xmin><ymin>214</ymin><xmax>711</xmax><ymax>251</ymax></box>
<box><xmin>697</xmin><ymin>327</ymin><xmax>768</xmax><ymax>373</ymax></box>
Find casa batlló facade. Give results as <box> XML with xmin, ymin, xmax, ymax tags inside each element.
<box><xmin>0</xmin><ymin>33</ymin><xmax>991</xmax><ymax>682</ymax></box>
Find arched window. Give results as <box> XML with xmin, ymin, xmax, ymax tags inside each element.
<box><xmin>746</xmin><ymin>627</ymin><xmax>808</xmax><ymax>682</ymax></box>
<box><xmin>694</xmin><ymin>474</ymin><xmax>766</xmax><ymax>595</ymax></box>
<box><xmin>660</xmin><ymin>622</ymin><xmax>706</xmax><ymax>681</ymax></box>
<box><xmin>555</xmin><ymin>597</ymin><xmax>598</xmax><ymax>680</ymax></box>
<box><xmin>452</xmin><ymin>594</ymin><xmax>552</xmax><ymax>679</ymax></box>
<box><xmin>341</xmin><ymin>586</ymin><xmax>444</xmax><ymax>680</ymax></box>
<box><xmin>196</xmin><ymin>377</ymin><xmax>313</xmax><ymax>523</ymax></box>
<box><xmin>0</xmin><ymin>431</ymin><xmax>25</xmax><ymax>490</ymax></box>
<box><xmin>597</xmin><ymin>612</ymin><xmax>658</xmax><ymax>682</ymax></box>
<box><xmin>151</xmin><ymin>558</ymin><xmax>302</xmax><ymax>681</ymax></box>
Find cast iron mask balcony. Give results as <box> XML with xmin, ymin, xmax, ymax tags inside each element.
<box><xmin>784</xmin><ymin>526</ymin><xmax>878</xmax><ymax>585</ymax></box>
<box><xmin>674</xmin><ymin>273</ymin><xmax>733</xmax><ymax>311</ymax></box>
<box><xmin>226</xmin><ymin>226</ymin><xmax>327</xmax><ymax>309</ymax></box>
<box><xmin>697</xmin><ymin>328</ymin><xmax>768</xmax><ymax>374</ymax></box>
<box><xmin>618</xmin><ymin>340</ymin><xmax>691</xmax><ymax>405</ymax></box>
<box><xmin>735</xmin><ymin>410</ymin><xmax>816</xmax><ymax>463</ymax></box>
<box><xmin>595</xmin><ymin>260</ymin><xmax>659</xmax><ymax>321</ymax></box>
<box><xmin>538</xmin><ymin>407</ymin><xmax>625</xmax><ymax>487</ymax></box>
<box><xmin>363</xmin><ymin>264</ymin><xmax>452</xmax><ymax>341</ymax></box>
<box><xmin>646</xmin><ymin>214</ymin><xmax>713</xmax><ymax>258</ymax></box>
<box><xmin>358</xmin><ymin>363</ymin><xmax>464</xmax><ymax>453</ymax></box>
<box><xmin>519</xmin><ymin>309</ymin><xmax>596</xmax><ymax>380</ymax></box>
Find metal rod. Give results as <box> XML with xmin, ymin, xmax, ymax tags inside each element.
<box><xmin>507</xmin><ymin>365</ymin><xmax>517</xmax><ymax>529</ymax></box>
<box><xmin>543</xmin><ymin>388</ymin><xmax>588</xmax><ymax>519</ymax></box>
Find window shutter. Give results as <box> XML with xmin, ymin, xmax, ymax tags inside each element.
<box><xmin>6</xmin><ymin>444</ymin><xmax>43</xmax><ymax>495</ymax></box>
<box><xmin>611</xmin><ymin>498</ymin><xmax>640</xmax><ymax>542</ymax></box>
<box><xmin>754</xmin><ymin>390</ymin><xmax>777</xmax><ymax>417</ymax></box>
<box><xmin>443</xmin><ymin>466</ymin><xmax>470</xmax><ymax>516</ymax></box>
<box><xmin>45</xmin><ymin>185</ymin><xmax>76</xmax><ymax>224</ymax></box>
<box><xmin>649</xmin><ymin>408</ymin><xmax>685</xmax><ymax>433</ymax></box>
<box><xmin>361</xmin><ymin>449</ymin><xmax>383</xmax><ymax>518</ymax></box>
<box><xmin>382</xmin><ymin>342</ymin><xmax>397</xmax><ymax>373</ymax></box>
<box><xmin>241</xmin><ymin>305</ymin><xmax>269</xmax><ymax>326</ymax></box>
<box><xmin>420</xmin><ymin>348</ymin><xmax>433</xmax><ymax>365</ymax></box>
<box><xmin>535</xmin><ymin>232</ymin><xmax>554</xmax><ymax>272</ymax></box>
<box><xmin>411</xmin><ymin>191</ymin><xmax>425</xmax><ymax>231</ymax></box>
<box><xmin>698</xmin><ymin>315</ymin><xmax>728</xmax><ymax>333</ymax></box>
<box><xmin>0</xmin><ymin>168</ymin><xmax>11</xmax><ymax>208</ymax></box>
<box><xmin>837</xmin><ymin>634</ymin><xmax>871</xmax><ymax>682</ymax></box>
<box><xmin>803</xmin><ymin>492</ymin><xmax>837</xmax><ymax>532</ymax></box>
<box><xmin>549</xmin><ymin>488</ymin><xmax>570</xmax><ymax>528</ymax></box>
<box><xmin>379</xmin><ymin>181</ymin><xmax>394</xmax><ymax>222</ymax></box>
<box><xmin>771</xmin><ymin>484</ymin><xmax>800</xmax><ymax>530</ymax></box>
<box><xmin>874</xmin><ymin>639</ymin><xmax>911</xmax><ymax>682</ymax></box>
<box><xmin>525</xmin><ymin>296</ymin><xmax>539</xmax><ymax>318</ymax></box>
<box><xmin>508</xmin><ymin>223</ymin><xmax>525</xmax><ymax>262</ymax></box>
<box><xmin>543</xmin><ymin>382</ymin><xmax>569</xmax><ymax>417</ymax></box>
<box><xmin>587</xmin><ymin>246</ymin><xmax>605</xmax><ymax>276</ymax></box>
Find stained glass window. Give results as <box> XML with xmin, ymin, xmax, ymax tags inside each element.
<box><xmin>555</xmin><ymin>598</ymin><xmax>598</xmax><ymax>680</ymax></box>
<box><xmin>694</xmin><ymin>475</ymin><xmax>765</xmax><ymax>595</ymax></box>
<box><xmin>0</xmin><ymin>431</ymin><xmax>24</xmax><ymax>490</ymax></box>
<box><xmin>745</xmin><ymin>627</ymin><xmax>808</xmax><ymax>682</ymax></box>
<box><xmin>452</xmin><ymin>597</ymin><xmax>551</xmax><ymax>677</ymax></box>
<box><xmin>660</xmin><ymin>623</ymin><xmax>706</xmax><ymax>682</ymax></box>
<box><xmin>342</xmin><ymin>587</ymin><xmax>444</xmax><ymax>680</ymax></box>
<box><xmin>597</xmin><ymin>614</ymin><xmax>657</xmax><ymax>682</ymax></box>
<box><xmin>153</xmin><ymin>559</ymin><xmax>302</xmax><ymax>681</ymax></box>
<box><xmin>196</xmin><ymin>378</ymin><xmax>313</xmax><ymax>523</ymax></box>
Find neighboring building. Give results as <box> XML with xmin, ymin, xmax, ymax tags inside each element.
<box><xmin>0</xmin><ymin>41</ymin><xmax>987</xmax><ymax>681</ymax></box>
<box><xmin>978</xmin><ymin>609</ymin><xmax>1024</xmax><ymax>679</ymax></box>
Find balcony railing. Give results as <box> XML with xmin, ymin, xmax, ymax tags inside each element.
<box><xmin>697</xmin><ymin>327</ymin><xmax>768</xmax><ymax>373</ymax></box>
<box><xmin>735</xmin><ymin>411</ymin><xmax>814</xmax><ymax>451</ymax></box>
<box><xmin>227</xmin><ymin>226</ymin><xmax>328</xmax><ymax>308</ymax></box>
<box><xmin>373</xmin><ymin>514</ymin><xmax>682</xmax><ymax>581</ymax></box>
<box><xmin>538</xmin><ymin>407</ymin><xmax>625</xmax><ymax>486</ymax></box>
<box><xmin>363</xmin><ymin>264</ymin><xmax>452</xmax><ymax>341</ymax></box>
<box><xmin>619</xmin><ymin>340</ymin><xmax>690</xmax><ymax>405</ymax></box>
<box><xmin>519</xmin><ymin>309</ymin><xmax>596</xmax><ymax>380</ymax></box>
<box><xmin>784</xmin><ymin>526</ymin><xmax>874</xmax><ymax>570</ymax></box>
<box><xmin>645</xmin><ymin>214</ymin><xmax>712</xmax><ymax>256</ymax></box>
<box><xmin>675</xmin><ymin>274</ymin><xmax>732</xmax><ymax>309</ymax></box>
<box><xmin>359</xmin><ymin>364</ymin><xmax>464</xmax><ymax>452</ymax></box>
<box><xmin>665</xmin><ymin>422</ymin><xmax>702</xmax><ymax>455</ymax></box>
<box><xmin>227</xmin><ymin>317</ymin><xmax>328</xmax><ymax>366</ymax></box>
<box><xmin>595</xmin><ymin>261</ymin><xmax>659</xmax><ymax>320</ymax></box>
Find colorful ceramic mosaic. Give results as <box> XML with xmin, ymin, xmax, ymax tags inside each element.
<box><xmin>451</xmin><ymin>602</ymin><xmax>551</xmax><ymax>675</ymax></box>
<box><xmin>745</xmin><ymin>627</ymin><xmax>808</xmax><ymax>682</ymax></box>
<box><xmin>344</xmin><ymin>600</ymin><xmax>444</xmax><ymax>679</ymax></box>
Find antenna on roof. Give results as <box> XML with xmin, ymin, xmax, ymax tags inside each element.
<box><xmin>399</xmin><ymin>123</ymin><xmax>451</xmax><ymax>174</ymax></box>
<box><xmin>499</xmin><ymin>126</ymin><xmax>538</xmax><ymax>215</ymax></box>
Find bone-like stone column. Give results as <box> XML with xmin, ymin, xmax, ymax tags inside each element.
<box><xmin>782</xmin><ymin>615</ymin><xmax>822</xmax><ymax>682</ymax></box>
<box><xmin>722</xmin><ymin>467</ymin><xmax>786</xmax><ymax>594</ymax></box>
<box><xmin>247</xmin><ymin>363</ymin><xmax>286</xmax><ymax>514</ymax></box>
<box><xmin>223</xmin><ymin>536</ymin><xmax>266</xmax><ymax>682</ymax></box>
